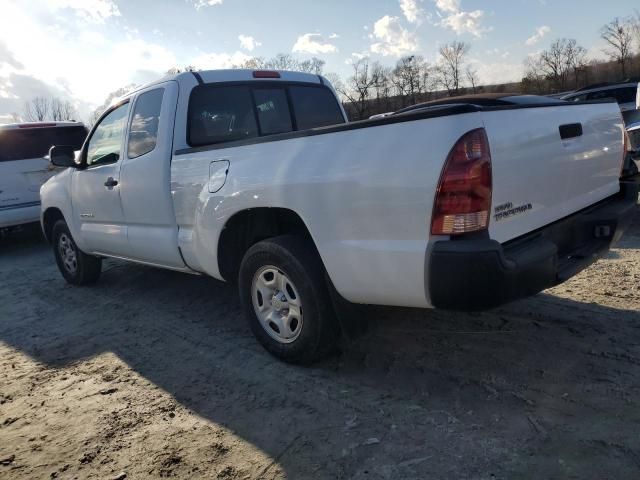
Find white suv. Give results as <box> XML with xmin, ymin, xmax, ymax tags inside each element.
<box><xmin>0</xmin><ymin>122</ymin><xmax>87</xmax><ymax>230</ymax></box>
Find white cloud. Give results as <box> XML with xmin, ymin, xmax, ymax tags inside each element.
<box><xmin>329</xmin><ymin>33</ymin><xmax>340</xmax><ymax>39</ymax></box>
<box><xmin>191</xmin><ymin>0</ymin><xmax>223</xmax><ymax>9</ymax></box>
<box><xmin>345</xmin><ymin>52</ymin><xmax>368</xmax><ymax>64</ymax></box>
<box><xmin>468</xmin><ymin>58</ymin><xmax>523</xmax><ymax>85</ymax></box>
<box><xmin>292</xmin><ymin>34</ymin><xmax>338</xmax><ymax>55</ymax></box>
<box><xmin>434</xmin><ymin>0</ymin><xmax>459</xmax><ymax>13</ymax></box>
<box><xmin>485</xmin><ymin>48</ymin><xmax>510</xmax><ymax>59</ymax></box>
<box><xmin>433</xmin><ymin>0</ymin><xmax>490</xmax><ymax>37</ymax></box>
<box><xmin>525</xmin><ymin>26</ymin><xmax>550</xmax><ymax>46</ymax></box>
<box><xmin>46</xmin><ymin>0</ymin><xmax>120</xmax><ymax>23</ymax></box>
<box><xmin>399</xmin><ymin>0</ymin><xmax>425</xmax><ymax>24</ymax></box>
<box><xmin>238</xmin><ymin>35</ymin><xmax>261</xmax><ymax>52</ymax></box>
<box><xmin>0</xmin><ymin>2</ymin><xmax>178</xmax><ymax>120</ymax></box>
<box><xmin>370</xmin><ymin>15</ymin><xmax>418</xmax><ymax>57</ymax></box>
<box><xmin>191</xmin><ymin>51</ymin><xmax>253</xmax><ymax>70</ymax></box>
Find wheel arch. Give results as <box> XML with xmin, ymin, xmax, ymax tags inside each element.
<box><xmin>42</xmin><ymin>207</ymin><xmax>66</xmax><ymax>243</ymax></box>
<box><xmin>216</xmin><ymin>207</ymin><xmax>323</xmax><ymax>283</ymax></box>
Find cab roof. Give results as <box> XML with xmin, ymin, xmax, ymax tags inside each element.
<box><xmin>128</xmin><ymin>69</ymin><xmax>324</xmax><ymax>96</ymax></box>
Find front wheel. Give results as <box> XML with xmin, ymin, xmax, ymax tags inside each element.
<box><xmin>52</xmin><ymin>219</ymin><xmax>102</xmax><ymax>285</ymax></box>
<box><xmin>238</xmin><ymin>235</ymin><xmax>339</xmax><ymax>364</ymax></box>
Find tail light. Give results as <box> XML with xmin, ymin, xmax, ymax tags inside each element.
<box><xmin>431</xmin><ymin>128</ymin><xmax>492</xmax><ymax>236</ymax></box>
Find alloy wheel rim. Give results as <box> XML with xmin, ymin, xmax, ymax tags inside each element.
<box><xmin>251</xmin><ymin>265</ymin><xmax>303</xmax><ymax>344</ymax></box>
<box><xmin>58</xmin><ymin>233</ymin><xmax>78</xmax><ymax>274</ymax></box>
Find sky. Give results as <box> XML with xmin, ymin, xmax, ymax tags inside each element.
<box><xmin>0</xmin><ymin>0</ymin><xmax>638</xmax><ymax>123</ymax></box>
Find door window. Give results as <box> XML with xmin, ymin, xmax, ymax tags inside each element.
<box><xmin>128</xmin><ymin>89</ymin><xmax>164</xmax><ymax>159</ymax></box>
<box><xmin>86</xmin><ymin>102</ymin><xmax>130</xmax><ymax>166</ymax></box>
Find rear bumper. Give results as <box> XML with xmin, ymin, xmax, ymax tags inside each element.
<box><xmin>0</xmin><ymin>202</ymin><xmax>41</xmax><ymax>228</ymax></box>
<box><xmin>428</xmin><ymin>180</ymin><xmax>638</xmax><ymax>311</ymax></box>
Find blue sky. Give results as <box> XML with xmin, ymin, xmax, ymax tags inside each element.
<box><xmin>0</xmin><ymin>0</ymin><xmax>638</xmax><ymax>122</ymax></box>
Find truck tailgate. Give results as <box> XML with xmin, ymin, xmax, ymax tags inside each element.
<box><xmin>482</xmin><ymin>102</ymin><xmax>625</xmax><ymax>243</ymax></box>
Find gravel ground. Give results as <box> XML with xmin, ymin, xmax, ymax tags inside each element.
<box><xmin>1</xmin><ymin>217</ymin><xmax>640</xmax><ymax>480</ymax></box>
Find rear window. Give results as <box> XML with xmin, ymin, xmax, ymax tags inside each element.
<box><xmin>187</xmin><ymin>83</ymin><xmax>344</xmax><ymax>147</ymax></box>
<box><xmin>253</xmin><ymin>88</ymin><xmax>293</xmax><ymax>135</ymax></box>
<box><xmin>0</xmin><ymin>125</ymin><xmax>87</xmax><ymax>162</ymax></box>
<box><xmin>188</xmin><ymin>86</ymin><xmax>258</xmax><ymax>146</ymax></box>
<box><xmin>289</xmin><ymin>86</ymin><xmax>345</xmax><ymax>130</ymax></box>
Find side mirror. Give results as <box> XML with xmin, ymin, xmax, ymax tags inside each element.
<box><xmin>49</xmin><ymin>145</ymin><xmax>77</xmax><ymax>168</ymax></box>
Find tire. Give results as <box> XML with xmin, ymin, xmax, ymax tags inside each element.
<box><xmin>52</xmin><ymin>219</ymin><xmax>102</xmax><ymax>285</ymax></box>
<box><xmin>238</xmin><ymin>235</ymin><xmax>339</xmax><ymax>364</ymax></box>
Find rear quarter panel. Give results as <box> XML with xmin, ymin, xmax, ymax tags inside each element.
<box><xmin>171</xmin><ymin>112</ymin><xmax>483</xmax><ymax>307</ymax></box>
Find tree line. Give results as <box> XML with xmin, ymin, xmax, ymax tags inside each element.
<box><xmin>16</xmin><ymin>11</ymin><xmax>640</xmax><ymax>124</ymax></box>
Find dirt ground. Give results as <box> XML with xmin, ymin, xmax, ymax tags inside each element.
<box><xmin>1</xmin><ymin>217</ymin><xmax>640</xmax><ymax>480</ymax></box>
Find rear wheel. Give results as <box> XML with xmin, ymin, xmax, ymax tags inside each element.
<box><xmin>52</xmin><ymin>220</ymin><xmax>102</xmax><ymax>285</ymax></box>
<box><xmin>239</xmin><ymin>235</ymin><xmax>339</xmax><ymax>364</ymax></box>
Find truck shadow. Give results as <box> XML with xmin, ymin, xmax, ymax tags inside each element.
<box><xmin>1</xmin><ymin>231</ymin><xmax>640</xmax><ymax>478</ymax></box>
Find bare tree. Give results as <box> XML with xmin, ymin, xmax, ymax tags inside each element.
<box><xmin>50</xmin><ymin>98</ymin><xmax>77</xmax><ymax>121</ymax></box>
<box><xmin>337</xmin><ymin>58</ymin><xmax>379</xmax><ymax>120</ymax></box>
<box><xmin>521</xmin><ymin>55</ymin><xmax>547</xmax><ymax>94</ymax></box>
<box><xmin>565</xmin><ymin>39</ymin><xmax>588</xmax><ymax>88</ymax></box>
<box><xmin>539</xmin><ymin>39</ymin><xmax>571</xmax><ymax>91</ymax></box>
<box><xmin>371</xmin><ymin>63</ymin><xmax>392</xmax><ymax>111</ymax></box>
<box><xmin>265</xmin><ymin>54</ymin><xmax>299</xmax><ymax>71</ymax></box>
<box><xmin>297</xmin><ymin>57</ymin><xmax>325</xmax><ymax>75</ymax></box>
<box><xmin>233</xmin><ymin>57</ymin><xmax>267</xmax><ymax>69</ymax></box>
<box><xmin>601</xmin><ymin>17</ymin><xmax>634</xmax><ymax>78</ymax></box>
<box><xmin>466</xmin><ymin>66</ymin><xmax>479</xmax><ymax>93</ymax></box>
<box><xmin>23</xmin><ymin>96</ymin><xmax>77</xmax><ymax>122</ymax></box>
<box><xmin>437</xmin><ymin>41</ymin><xmax>470</xmax><ymax>96</ymax></box>
<box><xmin>526</xmin><ymin>38</ymin><xmax>587</xmax><ymax>92</ymax></box>
<box><xmin>391</xmin><ymin>55</ymin><xmax>429</xmax><ymax>106</ymax></box>
<box><xmin>23</xmin><ymin>97</ymin><xmax>50</xmax><ymax>122</ymax></box>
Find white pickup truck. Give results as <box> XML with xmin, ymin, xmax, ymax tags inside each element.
<box><xmin>41</xmin><ymin>69</ymin><xmax>637</xmax><ymax>363</ymax></box>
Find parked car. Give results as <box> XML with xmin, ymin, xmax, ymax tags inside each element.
<box><xmin>40</xmin><ymin>69</ymin><xmax>637</xmax><ymax>363</ymax></box>
<box><xmin>0</xmin><ymin>121</ymin><xmax>87</xmax><ymax>231</ymax></box>
<box><xmin>561</xmin><ymin>81</ymin><xmax>640</xmax><ymax>126</ymax></box>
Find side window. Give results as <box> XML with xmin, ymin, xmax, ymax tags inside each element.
<box><xmin>566</xmin><ymin>94</ymin><xmax>587</xmax><ymax>102</ymax></box>
<box><xmin>128</xmin><ymin>89</ymin><xmax>164</xmax><ymax>159</ymax></box>
<box><xmin>289</xmin><ymin>86</ymin><xmax>345</xmax><ymax>130</ymax></box>
<box><xmin>86</xmin><ymin>103</ymin><xmax>130</xmax><ymax>166</ymax></box>
<box><xmin>611</xmin><ymin>88</ymin><xmax>637</xmax><ymax>104</ymax></box>
<box><xmin>252</xmin><ymin>88</ymin><xmax>293</xmax><ymax>135</ymax></box>
<box><xmin>588</xmin><ymin>90</ymin><xmax>617</xmax><ymax>102</ymax></box>
<box><xmin>188</xmin><ymin>86</ymin><xmax>258</xmax><ymax>146</ymax></box>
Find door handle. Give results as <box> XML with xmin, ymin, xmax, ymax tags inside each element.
<box><xmin>559</xmin><ymin>123</ymin><xmax>583</xmax><ymax>140</ymax></box>
<box><xmin>104</xmin><ymin>177</ymin><xmax>118</xmax><ymax>188</ymax></box>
